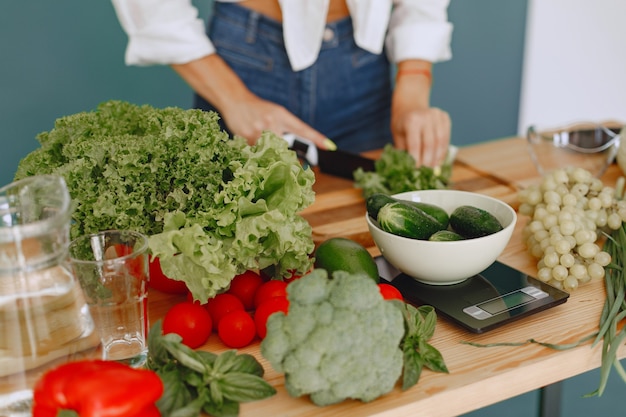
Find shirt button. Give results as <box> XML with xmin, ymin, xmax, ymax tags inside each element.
<box><xmin>323</xmin><ymin>27</ymin><xmax>335</xmax><ymax>42</ymax></box>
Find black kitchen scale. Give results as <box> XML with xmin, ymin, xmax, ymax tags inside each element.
<box><xmin>376</xmin><ymin>257</ymin><xmax>570</xmax><ymax>333</ymax></box>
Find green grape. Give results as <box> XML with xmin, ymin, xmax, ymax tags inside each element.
<box><xmin>517</xmin><ymin>166</ymin><xmax>621</xmax><ymax>291</ymax></box>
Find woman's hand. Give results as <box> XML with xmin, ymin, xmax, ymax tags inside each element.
<box><xmin>391</xmin><ymin>60</ymin><xmax>451</xmax><ymax>167</ymax></box>
<box><xmin>172</xmin><ymin>54</ymin><xmax>332</xmax><ymax>150</ymax></box>
<box><xmin>220</xmin><ymin>93</ymin><xmax>332</xmax><ymax>149</ymax></box>
<box><xmin>391</xmin><ymin>105</ymin><xmax>451</xmax><ymax>167</ymax></box>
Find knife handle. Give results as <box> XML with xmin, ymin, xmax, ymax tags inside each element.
<box><xmin>282</xmin><ymin>133</ymin><xmax>319</xmax><ymax>166</ymax></box>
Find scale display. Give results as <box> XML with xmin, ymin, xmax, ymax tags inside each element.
<box><xmin>377</xmin><ymin>258</ymin><xmax>570</xmax><ymax>333</ymax></box>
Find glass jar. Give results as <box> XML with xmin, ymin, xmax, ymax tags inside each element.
<box><xmin>0</xmin><ymin>175</ymin><xmax>97</xmax><ymax>416</ymax></box>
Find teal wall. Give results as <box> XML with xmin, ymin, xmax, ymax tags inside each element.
<box><xmin>0</xmin><ymin>0</ymin><xmax>211</xmax><ymax>186</ymax></box>
<box><xmin>0</xmin><ymin>0</ymin><xmax>525</xmax><ymax>187</ymax></box>
<box><xmin>431</xmin><ymin>0</ymin><xmax>528</xmax><ymax>146</ymax></box>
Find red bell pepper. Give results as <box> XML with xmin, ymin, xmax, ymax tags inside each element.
<box><xmin>33</xmin><ymin>360</ymin><xmax>163</xmax><ymax>417</ymax></box>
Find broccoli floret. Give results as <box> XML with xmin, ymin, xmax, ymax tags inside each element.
<box><xmin>260</xmin><ymin>269</ymin><xmax>405</xmax><ymax>406</ymax></box>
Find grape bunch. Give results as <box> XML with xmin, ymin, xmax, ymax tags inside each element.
<box><xmin>518</xmin><ymin>167</ymin><xmax>626</xmax><ymax>291</ymax></box>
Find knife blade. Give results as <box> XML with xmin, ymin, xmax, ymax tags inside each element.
<box><xmin>283</xmin><ymin>133</ymin><xmax>376</xmax><ymax>179</ymax></box>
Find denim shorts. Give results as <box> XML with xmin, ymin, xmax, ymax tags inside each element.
<box><xmin>194</xmin><ymin>2</ymin><xmax>393</xmax><ymax>152</ymax></box>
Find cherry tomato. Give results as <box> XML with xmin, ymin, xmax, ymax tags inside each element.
<box><xmin>205</xmin><ymin>293</ymin><xmax>245</xmax><ymax>327</ymax></box>
<box><xmin>217</xmin><ymin>310</ymin><xmax>256</xmax><ymax>348</ymax></box>
<box><xmin>378</xmin><ymin>283</ymin><xmax>403</xmax><ymax>301</ymax></box>
<box><xmin>253</xmin><ymin>280</ymin><xmax>288</xmax><ymax>309</ymax></box>
<box><xmin>254</xmin><ymin>296</ymin><xmax>289</xmax><ymax>339</ymax></box>
<box><xmin>112</xmin><ymin>244</ymin><xmax>146</xmax><ymax>281</ymax></box>
<box><xmin>226</xmin><ymin>271</ymin><xmax>263</xmax><ymax>310</ymax></box>
<box><xmin>162</xmin><ymin>302</ymin><xmax>212</xmax><ymax>348</ymax></box>
<box><xmin>148</xmin><ymin>256</ymin><xmax>188</xmax><ymax>294</ymax></box>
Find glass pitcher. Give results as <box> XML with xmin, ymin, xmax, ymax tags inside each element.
<box><xmin>0</xmin><ymin>175</ymin><xmax>98</xmax><ymax>416</ymax></box>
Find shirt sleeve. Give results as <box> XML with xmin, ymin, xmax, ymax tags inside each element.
<box><xmin>111</xmin><ymin>0</ymin><xmax>215</xmax><ymax>66</ymax></box>
<box><xmin>386</xmin><ymin>0</ymin><xmax>453</xmax><ymax>64</ymax></box>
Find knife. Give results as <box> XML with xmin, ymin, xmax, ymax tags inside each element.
<box><xmin>283</xmin><ymin>133</ymin><xmax>376</xmax><ymax>179</ymax></box>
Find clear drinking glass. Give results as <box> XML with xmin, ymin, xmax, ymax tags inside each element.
<box><xmin>0</xmin><ymin>175</ymin><xmax>97</xmax><ymax>416</ymax></box>
<box><xmin>68</xmin><ymin>230</ymin><xmax>150</xmax><ymax>368</ymax></box>
<box><xmin>526</xmin><ymin>121</ymin><xmax>622</xmax><ymax>177</ymax></box>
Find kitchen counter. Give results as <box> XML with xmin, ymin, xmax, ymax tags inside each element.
<box><xmin>148</xmin><ymin>136</ymin><xmax>626</xmax><ymax>417</ymax></box>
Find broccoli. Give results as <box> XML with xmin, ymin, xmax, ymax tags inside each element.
<box><xmin>260</xmin><ymin>269</ymin><xmax>405</xmax><ymax>406</ymax></box>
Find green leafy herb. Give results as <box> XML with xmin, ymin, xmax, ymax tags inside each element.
<box><xmin>15</xmin><ymin>100</ymin><xmax>315</xmax><ymax>302</ymax></box>
<box><xmin>353</xmin><ymin>144</ymin><xmax>454</xmax><ymax>199</ymax></box>
<box><xmin>393</xmin><ymin>302</ymin><xmax>449</xmax><ymax>390</ymax></box>
<box><xmin>147</xmin><ymin>321</ymin><xmax>276</xmax><ymax>417</ymax></box>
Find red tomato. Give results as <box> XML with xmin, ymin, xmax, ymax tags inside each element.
<box><xmin>205</xmin><ymin>293</ymin><xmax>245</xmax><ymax>327</ymax></box>
<box><xmin>217</xmin><ymin>310</ymin><xmax>256</xmax><ymax>348</ymax></box>
<box><xmin>378</xmin><ymin>283</ymin><xmax>403</xmax><ymax>301</ymax></box>
<box><xmin>254</xmin><ymin>296</ymin><xmax>289</xmax><ymax>339</ymax></box>
<box><xmin>226</xmin><ymin>271</ymin><xmax>263</xmax><ymax>310</ymax></box>
<box><xmin>148</xmin><ymin>257</ymin><xmax>188</xmax><ymax>295</ymax></box>
<box><xmin>253</xmin><ymin>280</ymin><xmax>288</xmax><ymax>309</ymax></box>
<box><xmin>112</xmin><ymin>244</ymin><xmax>145</xmax><ymax>281</ymax></box>
<box><xmin>162</xmin><ymin>302</ymin><xmax>212</xmax><ymax>348</ymax></box>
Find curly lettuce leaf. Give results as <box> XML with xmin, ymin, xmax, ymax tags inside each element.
<box><xmin>15</xmin><ymin>101</ymin><xmax>315</xmax><ymax>302</ymax></box>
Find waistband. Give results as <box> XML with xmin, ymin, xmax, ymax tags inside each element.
<box><xmin>212</xmin><ymin>2</ymin><xmax>355</xmax><ymax>46</ymax></box>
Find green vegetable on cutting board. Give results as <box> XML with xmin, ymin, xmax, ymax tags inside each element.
<box><xmin>353</xmin><ymin>143</ymin><xmax>454</xmax><ymax>199</ymax></box>
<box><xmin>14</xmin><ymin>100</ymin><xmax>315</xmax><ymax>303</ymax></box>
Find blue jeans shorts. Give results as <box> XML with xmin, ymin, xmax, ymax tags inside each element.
<box><xmin>194</xmin><ymin>2</ymin><xmax>393</xmax><ymax>152</ymax></box>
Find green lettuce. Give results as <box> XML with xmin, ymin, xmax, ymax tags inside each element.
<box><xmin>15</xmin><ymin>100</ymin><xmax>315</xmax><ymax>302</ymax></box>
<box><xmin>353</xmin><ymin>144</ymin><xmax>453</xmax><ymax>199</ymax></box>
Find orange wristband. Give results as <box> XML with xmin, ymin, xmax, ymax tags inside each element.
<box><xmin>395</xmin><ymin>68</ymin><xmax>432</xmax><ymax>85</ymax></box>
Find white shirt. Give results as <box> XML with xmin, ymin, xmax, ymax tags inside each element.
<box><xmin>111</xmin><ymin>0</ymin><xmax>453</xmax><ymax>72</ymax></box>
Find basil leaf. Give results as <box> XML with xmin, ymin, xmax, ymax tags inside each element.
<box><xmin>421</xmin><ymin>343</ymin><xmax>449</xmax><ymax>374</ymax></box>
<box><xmin>217</xmin><ymin>373</ymin><xmax>277</xmax><ymax>402</ymax></box>
<box><xmin>402</xmin><ymin>346</ymin><xmax>424</xmax><ymax>390</ymax></box>
<box><xmin>203</xmin><ymin>398</ymin><xmax>240</xmax><ymax>417</ymax></box>
<box><xmin>195</xmin><ymin>350</ymin><xmax>218</xmax><ymax>367</ymax></box>
<box><xmin>162</xmin><ymin>338</ymin><xmax>210</xmax><ymax>375</ymax></box>
<box><xmin>417</xmin><ymin>306</ymin><xmax>437</xmax><ymax>339</ymax></box>
<box><xmin>155</xmin><ymin>369</ymin><xmax>195</xmax><ymax>416</ymax></box>
<box><xmin>213</xmin><ymin>350</ymin><xmax>239</xmax><ymax>374</ymax></box>
<box><xmin>228</xmin><ymin>353</ymin><xmax>265</xmax><ymax>377</ymax></box>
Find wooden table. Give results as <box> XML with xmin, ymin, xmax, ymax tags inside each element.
<box><xmin>149</xmin><ymin>136</ymin><xmax>626</xmax><ymax>417</ymax></box>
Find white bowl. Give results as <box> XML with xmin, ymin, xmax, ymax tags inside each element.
<box><xmin>366</xmin><ymin>190</ymin><xmax>517</xmax><ymax>285</ymax></box>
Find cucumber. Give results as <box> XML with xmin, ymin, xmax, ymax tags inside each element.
<box><xmin>407</xmin><ymin>201</ymin><xmax>449</xmax><ymax>229</ymax></box>
<box><xmin>366</xmin><ymin>193</ymin><xmax>397</xmax><ymax>220</ymax></box>
<box><xmin>366</xmin><ymin>193</ymin><xmax>449</xmax><ymax>228</ymax></box>
<box><xmin>428</xmin><ymin>230</ymin><xmax>464</xmax><ymax>241</ymax></box>
<box><xmin>449</xmin><ymin>205</ymin><xmax>504</xmax><ymax>238</ymax></box>
<box><xmin>377</xmin><ymin>201</ymin><xmax>445</xmax><ymax>240</ymax></box>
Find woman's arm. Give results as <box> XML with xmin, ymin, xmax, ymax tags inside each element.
<box><xmin>171</xmin><ymin>55</ymin><xmax>331</xmax><ymax>148</ymax></box>
<box><xmin>387</xmin><ymin>0</ymin><xmax>453</xmax><ymax>167</ymax></box>
<box><xmin>391</xmin><ymin>59</ymin><xmax>451</xmax><ymax>167</ymax></box>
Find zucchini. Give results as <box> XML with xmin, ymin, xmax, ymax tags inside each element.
<box><xmin>429</xmin><ymin>230</ymin><xmax>464</xmax><ymax>241</ymax></box>
<box><xmin>366</xmin><ymin>193</ymin><xmax>449</xmax><ymax>228</ymax></box>
<box><xmin>449</xmin><ymin>205</ymin><xmax>503</xmax><ymax>238</ymax></box>
<box><xmin>377</xmin><ymin>201</ymin><xmax>445</xmax><ymax>240</ymax></box>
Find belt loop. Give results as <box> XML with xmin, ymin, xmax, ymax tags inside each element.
<box><xmin>246</xmin><ymin>11</ymin><xmax>260</xmax><ymax>44</ymax></box>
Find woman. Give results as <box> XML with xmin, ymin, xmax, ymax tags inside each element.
<box><xmin>111</xmin><ymin>0</ymin><xmax>453</xmax><ymax>167</ymax></box>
